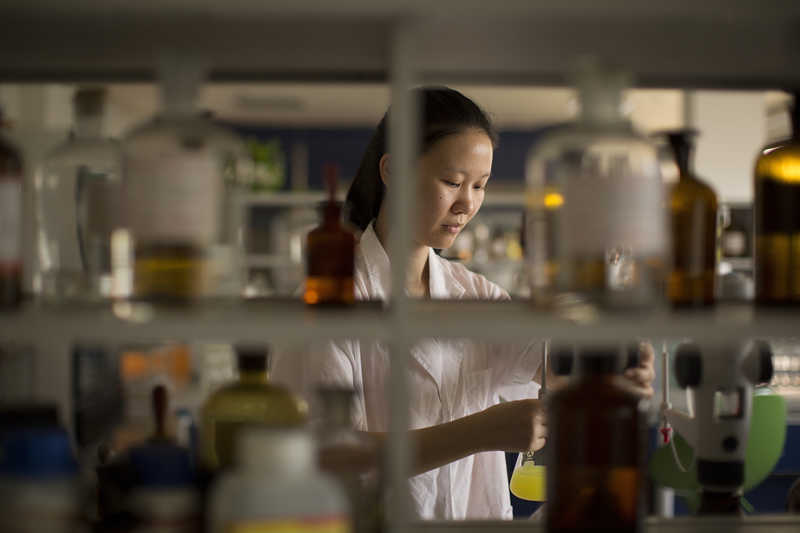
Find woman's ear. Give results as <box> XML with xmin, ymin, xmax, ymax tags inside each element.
<box><xmin>379</xmin><ymin>153</ymin><xmax>391</xmax><ymax>187</ymax></box>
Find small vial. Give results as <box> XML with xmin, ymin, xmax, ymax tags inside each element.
<box><xmin>304</xmin><ymin>164</ymin><xmax>355</xmax><ymax>305</ymax></box>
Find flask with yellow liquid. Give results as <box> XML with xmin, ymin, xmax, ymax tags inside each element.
<box><xmin>509</xmin><ymin>341</ymin><xmax>548</xmax><ymax>502</ymax></box>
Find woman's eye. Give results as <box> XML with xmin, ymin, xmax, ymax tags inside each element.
<box><xmin>443</xmin><ymin>180</ymin><xmax>460</xmax><ymax>188</ymax></box>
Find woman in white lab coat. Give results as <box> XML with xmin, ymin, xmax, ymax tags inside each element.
<box><xmin>274</xmin><ymin>87</ymin><xmax>654</xmax><ymax>520</ymax></box>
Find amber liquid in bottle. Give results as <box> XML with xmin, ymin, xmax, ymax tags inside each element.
<box><xmin>547</xmin><ymin>350</ymin><xmax>645</xmax><ymax>533</ymax></box>
<box><xmin>754</xmin><ymin>95</ymin><xmax>800</xmax><ymax>305</ymax></box>
<box><xmin>134</xmin><ymin>242</ymin><xmax>208</xmax><ymax>303</ymax></box>
<box><xmin>304</xmin><ymin>164</ymin><xmax>355</xmax><ymax>306</ymax></box>
<box><xmin>666</xmin><ymin>130</ymin><xmax>718</xmax><ymax>307</ymax></box>
<box><xmin>0</xmin><ymin>113</ymin><xmax>23</xmax><ymax>309</ymax></box>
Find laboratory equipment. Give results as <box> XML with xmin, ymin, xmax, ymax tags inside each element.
<box><xmin>661</xmin><ymin>340</ymin><xmax>774</xmax><ymax>513</ymax></box>
<box><xmin>509</xmin><ymin>340</ymin><xmax>548</xmax><ymax>502</ymax></box>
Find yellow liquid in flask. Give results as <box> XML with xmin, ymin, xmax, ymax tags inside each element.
<box><xmin>509</xmin><ymin>459</ymin><xmax>546</xmax><ymax>501</ymax></box>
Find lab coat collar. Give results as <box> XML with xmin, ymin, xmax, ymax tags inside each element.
<box><xmin>359</xmin><ymin>222</ymin><xmax>467</xmax><ymax>300</ymax></box>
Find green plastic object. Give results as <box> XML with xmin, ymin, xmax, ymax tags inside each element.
<box><xmin>649</xmin><ymin>391</ymin><xmax>787</xmax><ymax>512</ymax></box>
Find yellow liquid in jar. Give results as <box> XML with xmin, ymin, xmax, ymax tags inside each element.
<box><xmin>509</xmin><ymin>462</ymin><xmax>547</xmax><ymax>501</ymax></box>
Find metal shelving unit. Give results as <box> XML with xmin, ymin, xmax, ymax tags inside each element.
<box><xmin>2</xmin><ymin>1</ymin><xmax>800</xmax><ymax>531</ymax></box>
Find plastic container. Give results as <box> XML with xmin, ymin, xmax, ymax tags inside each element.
<box><xmin>0</xmin><ymin>428</ymin><xmax>84</xmax><ymax>533</ymax></box>
<box><xmin>208</xmin><ymin>427</ymin><xmax>350</xmax><ymax>533</ymax></box>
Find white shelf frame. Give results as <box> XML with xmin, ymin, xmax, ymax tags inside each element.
<box><xmin>2</xmin><ymin>3</ymin><xmax>800</xmax><ymax>530</ymax></box>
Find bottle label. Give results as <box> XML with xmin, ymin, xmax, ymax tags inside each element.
<box><xmin>227</xmin><ymin>515</ymin><xmax>349</xmax><ymax>533</ymax></box>
<box><xmin>125</xmin><ymin>152</ymin><xmax>220</xmax><ymax>246</ymax></box>
<box><xmin>562</xmin><ymin>172</ymin><xmax>666</xmax><ymax>257</ymax></box>
<box><xmin>0</xmin><ymin>179</ymin><xmax>22</xmax><ymax>263</ymax></box>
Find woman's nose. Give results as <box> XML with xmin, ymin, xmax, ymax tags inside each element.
<box><xmin>452</xmin><ymin>188</ymin><xmax>475</xmax><ymax>214</ymax></box>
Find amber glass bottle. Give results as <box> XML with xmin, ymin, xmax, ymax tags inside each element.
<box><xmin>304</xmin><ymin>164</ymin><xmax>355</xmax><ymax>305</ymax></box>
<box><xmin>754</xmin><ymin>93</ymin><xmax>800</xmax><ymax>305</ymax></box>
<box><xmin>200</xmin><ymin>345</ymin><xmax>307</xmax><ymax>470</ymax></box>
<box><xmin>666</xmin><ymin>130</ymin><xmax>718</xmax><ymax>307</ymax></box>
<box><xmin>547</xmin><ymin>348</ymin><xmax>646</xmax><ymax>533</ymax></box>
<box><xmin>0</xmin><ymin>109</ymin><xmax>23</xmax><ymax>309</ymax></box>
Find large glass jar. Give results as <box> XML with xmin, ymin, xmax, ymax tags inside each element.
<box><xmin>121</xmin><ymin>57</ymin><xmax>244</xmax><ymax>302</ymax></box>
<box><xmin>526</xmin><ymin>65</ymin><xmax>668</xmax><ymax>312</ymax></box>
<box><xmin>36</xmin><ymin>87</ymin><xmax>122</xmax><ymax>301</ymax></box>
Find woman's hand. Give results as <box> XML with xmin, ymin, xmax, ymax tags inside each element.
<box><xmin>479</xmin><ymin>399</ymin><xmax>547</xmax><ymax>453</ymax></box>
<box><xmin>623</xmin><ymin>341</ymin><xmax>656</xmax><ymax>399</ymax></box>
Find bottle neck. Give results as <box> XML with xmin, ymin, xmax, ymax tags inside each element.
<box><xmin>239</xmin><ymin>369</ymin><xmax>268</xmax><ymax>385</ymax></box>
<box><xmin>578</xmin><ymin>88</ymin><xmax>627</xmax><ymax>126</ymax></box>
<box><xmin>73</xmin><ymin>115</ymin><xmax>103</xmax><ymax>139</ymax></box>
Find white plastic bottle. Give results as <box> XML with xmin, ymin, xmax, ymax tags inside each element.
<box><xmin>208</xmin><ymin>427</ymin><xmax>350</xmax><ymax>533</ymax></box>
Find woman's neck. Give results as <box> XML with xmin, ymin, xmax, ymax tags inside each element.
<box><xmin>375</xmin><ymin>208</ymin><xmax>430</xmax><ymax>298</ymax></box>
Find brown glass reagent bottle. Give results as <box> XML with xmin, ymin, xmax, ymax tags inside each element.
<box><xmin>547</xmin><ymin>347</ymin><xmax>646</xmax><ymax>533</ymax></box>
<box><xmin>665</xmin><ymin>129</ymin><xmax>718</xmax><ymax>307</ymax></box>
<box><xmin>0</xmin><ymin>108</ymin><xmax>23</xmax><ymax>309</ymax></box>
<box><xmin>304</xmin><ymin>163</ymin><xmax>355</xmax><ymax>306</ymax></box>
<box><xmin>754</xmin><ymin>91</ymin><xmax>800</xmax><ymax>305</ymax></box>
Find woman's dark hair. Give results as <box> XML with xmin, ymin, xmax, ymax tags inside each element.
<box><xmin>345</xmin><ymin>86</ymin><xmax>498</xmax><ymax>231</ymax></box>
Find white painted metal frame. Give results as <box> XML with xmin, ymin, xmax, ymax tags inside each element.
<box><xmin>2</xmin><ymin>3</ymin><xmax>800</xmax><ymax>531</ymax></box>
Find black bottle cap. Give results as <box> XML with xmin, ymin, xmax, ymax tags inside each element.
<box><xmin>235</xmin><ymin>344</ymin><xmax>270</xmax><ymax>373</ymax></box>
<box><xmin>660</xmin><ymin>128</ymin><xmax>699</xmax><ymax>176</ymax></box>
<box><xmin>578</xmin><ymin>347</ymin><xmax>621</xmax><ymax>376</ymax></box>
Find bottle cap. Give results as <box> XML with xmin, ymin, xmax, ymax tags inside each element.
<box><xmin>572</xmin><ymin>58</ymin><xmax>631</xmax><ymax>124</ymax></box>
<box><xmin>74</xmin><ymin>87</ymin><xmax>106</xmax><ymax>117</ymax></box>
<box><xmin>237</xmin><ymin>427</ymin><xmax>313</xmax><ymax>474</ymax></box>
<box><xmin>235</xmin><ymin>344</ymin><xmax>270</xmax><ymax>373</ymax></box>
<box><xmin>129</xmin><ymin>442</ymin><xmax>195</xmax><ymax>487</ymax></box>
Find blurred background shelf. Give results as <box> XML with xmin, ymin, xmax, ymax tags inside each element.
<box><xmin>1</xmin><ymin>1</ymin><xmax>800</xmax><ymax>88</ymax></box>
<box><xmin>2</xmin><ymin>300</ymin><xmax>799</xmax><ymax>346</ymax></box>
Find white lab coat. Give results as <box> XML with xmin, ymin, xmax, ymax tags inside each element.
<box><xmin>273</xmin><ymin>223</ymin><xmax>542</xmax><ymax>520</ymax></box>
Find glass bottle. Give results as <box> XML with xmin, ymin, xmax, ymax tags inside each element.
<box><xmin>0</xmin><ymin>108</ymin><xmax>23</xmax><ymax>309</ymax></box>
<box><xmin>122</xmin><ymin>57</ymin><xmax>243</xmax><ymax>303</ymax></box>
<box><xmin>304</xmin><ymin>164</ymin><xmax>355</xmax><ymax>305</ymax></box>
<box><xmin>316</xmin><ymin>387</ymin><xmax>382</xmax><ymax>533</ymax></box>
<box><xmin>664</xmin><ymin>129</ymin><xmax>718</xmax><ymax>307</ymax></box>
<box><xmin>200</xmin><ymin>344</ymin><xmax>307</xmax><ymax>471</ymax></box>
<box><xmin>36</xmin><ymin>87</ymin><xmax>122</xmax><ymax>301</ymax></box>
<box><xmin>754</xmin><ymin>92</ymin><xmax>800</xmax><ymax>305</ymax></box>
<box><xmin>526</xmin><ymin>63</ymin><xmax>668</xmax><ymax>312</ymax></box>
<box><xmin>547</xmin><ymin>347</ymin><xmax>646</xmax><ymax>533</ymax></box>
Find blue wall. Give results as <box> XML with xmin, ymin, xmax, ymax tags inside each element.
<box><xmin>229</xmin><ymin>124</ymin><xmax>557</xmax><ymax>189</ymax></box>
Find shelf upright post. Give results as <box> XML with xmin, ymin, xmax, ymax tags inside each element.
<box><xmin>387</xmin><ymin>16</ymin><xmax>419</xmax><ymax>532</ymax></box>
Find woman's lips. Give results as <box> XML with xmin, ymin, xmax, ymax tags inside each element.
<box><xmin>442</xmin><ymin>224</ymin><xmax>462</xmax><ymax>234</ymax></box>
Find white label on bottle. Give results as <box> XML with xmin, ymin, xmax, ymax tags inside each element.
<box><xmin>0</xmin><ymin>179</ymin><xmax>22</xmax><ymax>262</ymax></box>
<box><xmin>125</xmin><ymin>152</ymin><xmax>220</xmax><ymax>246</ymax></box>
<box><xmin>562</xmin><ymin>172</ymin><xmax>666</xmax><ymax>257</ymax></box>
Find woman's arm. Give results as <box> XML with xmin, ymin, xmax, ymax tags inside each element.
<box><xmin>357</xmin><ymin>399</ymin><xmax>546</xmax><ymax>476</ymax></box>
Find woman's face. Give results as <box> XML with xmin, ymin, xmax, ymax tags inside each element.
<box><xmin>415</xmin><ymin>128</ymin><xmax>493</xmax><ymax>249</ymax></box>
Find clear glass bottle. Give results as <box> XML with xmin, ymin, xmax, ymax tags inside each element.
<box><xmin>122</xmin><ymin>57</ymin><xmax>244</xmax><ymax>303</ymax></box>
<box><xmin>0</xmin><ymin>107</ymin><xmax>23</xmax><ymax>309</ymax></box>
<box><xmin>546</xmin><ymin>348</ymin><xmax>646</xmax><ymax>533</ymax></box>
<box><xmin>200</xmin><ymin>344</ymin><xmax>307</xmax><ymax>471</ymax></box>
<box><xmin>664</xmin><ymin>129</ymin><xmax>718</xmax><ymax>307</ymax></box>
<box><xmin>526</xmin><ymin>64</ymin><xmax>668</xmax><ymax>312</ymax></box>
<box><xmin>316</xmin><ymin>387</ymin><xmax>382</xmax><ymax>533</ymax></box>
<box><xmin>754</xmin><ymin>91</ymin><xmax>800</xmax><ymax>305</ymax></box>
<box><xmin>36</xmin><ymin>87</ymin><xmax>122</xmax><ymax>301</ymax></box>
<box><xmin>305</xmin><ymin>164</ymin><xmax>355</xmax><ymax>305</ymax></box>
